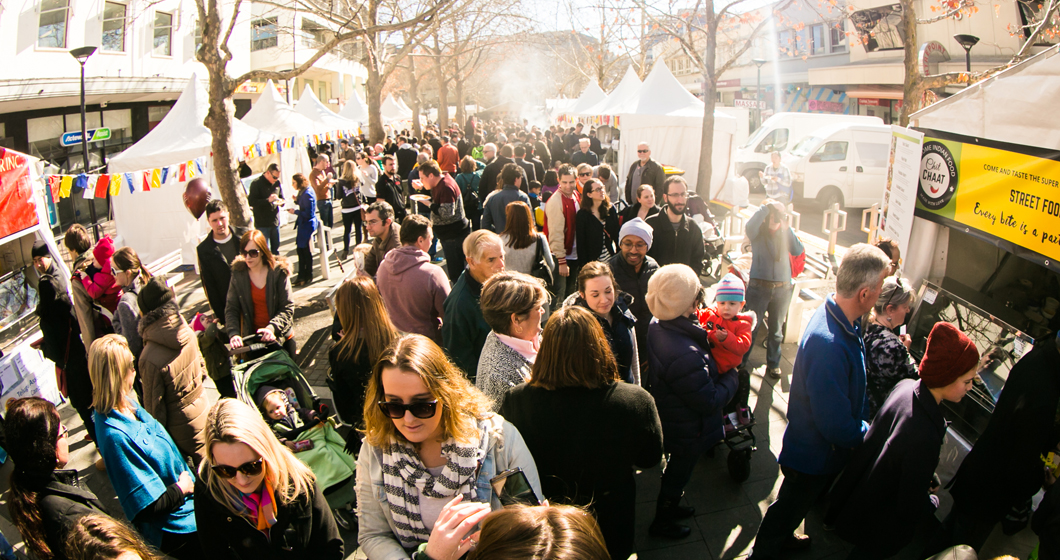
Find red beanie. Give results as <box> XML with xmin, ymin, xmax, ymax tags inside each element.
<box><xmin>92</xmin><ymin>235</ymin><xmax>115</xmax><ymax>265</ymax></box>
<box><xmin>919</xmin><ymin>322</ymin><xmax>980</xmax><ymax>388</ymax></box>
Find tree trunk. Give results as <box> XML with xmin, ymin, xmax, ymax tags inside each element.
<box><xmin>367</xmin><ymin>62</ymin><xmax>385</xmax><ymax>143</ymax></box>
<box><xmin>409</xmin><ymin>57</ymin><xmax>423</xmax><ymax>139</ymax></box>
<box><xmin>204</xmin><ymin>71</ymin><xmax>251</xmax><ymax>227</ymax></box>
<box><xmin>697</xmin><ymin>82</ymin><xmax>717</xmax><ymax>199</ymax></box>
<box><xmin>434</xmin><ymin>34</ymin><xmax>449</xmax><ymax>130</ymax></box>
<box><xmin>899</xmin><ymin>0</ymin><xmax>918</xmax><ymax>126</ymax></box>
<box><xmin>454</xmin><ymin>74</ymin><xmax>466</xmax><ymax>128</ymax></box>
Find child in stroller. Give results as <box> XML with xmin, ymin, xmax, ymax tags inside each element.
<box><xmin>257</xmin><ymin>385</ymin><xmax>324</xmax><ymax>452</ymax></box>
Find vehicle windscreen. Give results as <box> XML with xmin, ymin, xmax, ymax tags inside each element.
<box><xmin>790</xmin><ymin>136</ymin><xmax>821</xmax><ymax>158</ymax></box>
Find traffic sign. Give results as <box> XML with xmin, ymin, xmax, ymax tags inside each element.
<box><xmin>59</xmin><ymin>128</ymin><xmax>111</xmax><ymax>147</ymax></box>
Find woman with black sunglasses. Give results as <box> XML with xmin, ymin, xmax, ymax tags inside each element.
<box><xmin>226</xmin><ymin>230</ymin><xmax>297</xmax><ymax>359</ymax></box>
<box><xmin>195</xmin><ymin>398</ymin><xmax>343</xmax><ymax>560</ymax></box>
<box><xmin>88</xmin><ymin>335</ymin><xmax>202</xmax><ymax>560</ymax></box>
<box><xmin>356</xmin><ymin>334</ymin><xmax>541</xmax><ymax>560</ymax></box>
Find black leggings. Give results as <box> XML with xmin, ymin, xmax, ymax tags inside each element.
<box><xmin>297</xmin><ymin>246</ymin><xmax>312</xmax><ymax>282</ymax></box>
<box><xmin>342</xmin><ymin>210</ymin><xmax>362</xmax><ymax>251</ymax></box>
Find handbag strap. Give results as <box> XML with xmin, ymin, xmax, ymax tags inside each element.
<box><xmin>534</xmin><ymin>234</ymin><xmax>543</xmax><ymax>261</ymax></box>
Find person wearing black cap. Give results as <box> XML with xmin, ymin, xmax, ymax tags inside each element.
<box><xmin>136</xmin><ymin>277</ymin><xmax>210</xmax><ymax>465</ymax></box>
<box><xmin>826</xmin><ymin>322</ymin><xmax>979</xmax><ymax>560</ymax></box>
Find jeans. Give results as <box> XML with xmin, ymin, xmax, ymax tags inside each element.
<box><xmin>439</xmin><ymin>229</ymin><xmax>469</xmax><ymax>281</ymax></box>
<box><xmin>257</xmin><ymin>226</ymin><xmax>281</xmax><ymax>255</ymax></box>
<box><xmin>742</xmin><ymin>279</ymin><xmax>794</xmax><ymax>370</ymax></box>
<box><xmin>659</xmin><ymin>449</ymin><xmax>700</xmax><ymax>502</ymax></box>
<box><xmin>551</xmin><ymin>260</ymin><xmax>581</xmax><ymax>313</ymax></box>
<box><xmin>317</xmin><ymin>199</ymin><xmax>334</xmax><ymax>228</ymax></box>
<box><xmin>750</xmin><ymin>466</ymin><xmax>836</xmax><ymax>560</ymax></box>
<box><xmin>341</xmin><ymin>210</ymin><xmax>362</xmax><ymax>251</ymax></box>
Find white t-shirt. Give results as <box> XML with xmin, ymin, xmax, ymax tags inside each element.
<box><xmin>417</xmin><ymin>465</ymin><xmax>450</xmax><ymax>532</ymax></box>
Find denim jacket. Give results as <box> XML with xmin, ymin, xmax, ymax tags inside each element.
<box><xmin>355</xmin><ymin>414</ymin><xmax>541</xmax><ymax>559</ymax></box>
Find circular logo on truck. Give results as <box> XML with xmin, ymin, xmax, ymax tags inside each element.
<box><xmin>918</xmin><ymin>141</ymin><xmax>958</xmax><ymax>210</ymax></box>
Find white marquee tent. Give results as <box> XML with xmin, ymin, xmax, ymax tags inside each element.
<box><xmin>294</xmin><ymin>85</ymin><xmax>362</xmax><ymax>135</ymax></box>
<box><xmin>241</xmin><ymin>79</ymin><xmax>314</xmax><ymax>185</ymax></box>
<box><xmin>396</xmin><ymin>96</ymin><xmax>413</xmax><ymax>114</ymax></box>
<box><xmin>566</xmin><ymin>81</ymin><xmax>607</xmax><ymax>115</ymax></box>
<box><xmin>339</xmin><ymin>90</ymin><xmax>369</xmax><ymax>124</ymax></box>
<box><xmin>576</xmin><ymin>66</ymin><xmax>642</xmax><ymax>118</ymax></box>
<box><xmin>611</xmin><ymin>61</ymin><xmax>738</xmax><ymax>196</ymax></box>
<box><xmin>381</xmin><ymin>94</ymin><xmax>413</xmax><ymax>124</ymax></box>
<box><xmin>108</xmin><ymin>74</ymin><xmax>274</xmax><ymax>266</ymax></box>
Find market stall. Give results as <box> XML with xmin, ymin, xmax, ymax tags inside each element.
<box><xmin>0</xmin><ymin>148</ymin><xmax>67</xmax><ymax>408</ymax></box>
<box><xmin>294</xmin><ymin>85</ymin><xmax>362</xmax><ymax>137</ymax></box>
<box><xmin>241</xmin><ymin>79</ymin><xmax>316</xmax><ymax>181</ymax></box>
<box><xmin>894</xmin><ymin>44</ymin><xmax>1060</xmax><ymax>516</ymax></box>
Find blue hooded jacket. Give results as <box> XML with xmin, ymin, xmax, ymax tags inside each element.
<box><xmin>779</xmin><ymin>294</ymin><xmax>869</xmax><ymax>475</ymax></box>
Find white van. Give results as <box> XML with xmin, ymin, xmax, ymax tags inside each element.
<box><xmin>734</xmin><ymin>112</ymin><xmax>883</xmax><ymax>191</ymax></box>
<box><xmin>781</xmin><ymin>123</ymin><xmax>893</xmax><ymax>209</ymax></box>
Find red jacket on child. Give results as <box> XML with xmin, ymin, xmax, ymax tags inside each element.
<box><xmin>696</xmin><ymin>305</ymin><xmax>754</xmax><ymax>373</ymax></box>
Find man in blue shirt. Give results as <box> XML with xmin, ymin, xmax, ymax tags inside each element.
<box><xmin>741</xmin><ymin>200</ymin><xmax>804</xmax><ymax>379</ymax></box>
<box><xmin>748</xmin><ymin>243</ymin><xmax>891</xmax><ymax>560</ymax></box>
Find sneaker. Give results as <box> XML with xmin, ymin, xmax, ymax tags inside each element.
<box><xmin>768</xmin><ymin>367</ymin><xmax>783</xmax><ymax>379</ymax></box>
<box><xmin>737</xmin><ymin>407</ymin><xmax>753</xmax><ymax>426</ymax></box>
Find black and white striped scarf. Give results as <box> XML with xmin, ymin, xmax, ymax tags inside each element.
<box><xmin>380</xmin><ymin>420</ymin><xmax>488</xmax><ymax>548</ymax></box>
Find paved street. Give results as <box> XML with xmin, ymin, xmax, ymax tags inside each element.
<box><xmin>0</xmin><ymin>215</ymin><xmax>1040</xmax><ymax>559</ymax></box>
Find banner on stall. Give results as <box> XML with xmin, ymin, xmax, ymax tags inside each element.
<box><xmin>913</xmin><ymin>128</ymin><xmax>1060</xmax><ymax>272</ymax></box>
<box><xmin>0</xmin><ymin>148</ymin><xmax>40</xmax><ymax>239</ymax></box>
<box><xmin>880</xmin><ymin>126</ymin><xmax>924</xmax><ymax>261</ymax></box>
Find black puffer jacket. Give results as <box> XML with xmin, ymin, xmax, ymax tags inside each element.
<box><xmin>645</xmin><ymin>210</ymin><xmax>704</xmax><ymax>272</ymax></box>
<box><xmin>37</xmin><ymin>470</ymin><xmax>109</xmax><ymax>560</ymax></box>
<box><xmin>646</xmin><ymin>316</ymin><xmax>737</xmax><ymax>454</ymax></box>
<box><xmin>607</xmin><ymin>253</ymin><xmax>658</xmax><ymax>356</ymax></box>
<box><xmin>194</xmin><ymin>477</ymin><xmax>343</xmax><ymax>560</ymax></box>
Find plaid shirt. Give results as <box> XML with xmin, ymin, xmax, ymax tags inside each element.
<box><xmin>763</xmin><ymin>164</ymin><xmax>793</xmax><ymax>200</ymax></box>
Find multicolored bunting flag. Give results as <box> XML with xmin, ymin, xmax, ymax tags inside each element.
<box><xmin>149</xmin><ymin>169</ymin><xmax>160</xmax><ymax>189</ymax></box>
<box><xmin>161</xmin><ymin>167</ymin><xmax>169</xmax><ymax>185</ymax></box>
<box><xmin>109</xmin><ymin>174</ymin><xmax>122</xmax><ymax>196</ymax></box>
<box><xmin>195</xmin><ymin>159</ymin><xmax>205</xmax><ymax>175</ymax></box>
<box><xmin>47</xmin><ymin>175</ymin><xmax>60</xmax><ymax>202</ymax></box>
<box><xmin>83</xmin><ymin>176</ymin><xmax>96</xmax><ymax>199</ymax></box>
<box><xmin>142</xmin><ymin>172</ymin><xmax>151</xmax><ymax>192</ymax></box>
<box><xmin>59</xmin><ymin>175</ymin><xmax>73</xmax><ymax>198</ymax></box>
<box><xmin>73</xmin><ymin>174</ymin><xmax>88</xmax><ymax>194</ymax></box>
<box><xmin>187</xmin><ymin>161</ymin><xmax>197</xmax><ymax>179</ymax></box>
<box><xmin>94</xmin><ymin>175</ymin><xmax>109</xmax><ymax>198</ymax></box>
<box><xmin>124</xmin><ymin>173</ymin><xmax>135</xmax><ymax>193</ymax></box>
<box><xmin>179</xmin><ymin>163</ymin><xmax>187</xmax><ymax>182</ymax></box>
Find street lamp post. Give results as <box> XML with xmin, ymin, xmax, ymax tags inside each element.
<box><xmin>70</xmin><ymin>45</ymin><xmax>99</xmax><ymax>241</ymax></box>
<box><xmin>752</xmin><ymin>58</ymin><xmax>767</xmax><ymax>130</ymax></box>
<box><xmin>954</xmin><ymin>34</ymin><xmax>980</xmax><ymax>73</ymax></box>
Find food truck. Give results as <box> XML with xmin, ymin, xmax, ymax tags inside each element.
<box><xmin>0</xmin><ymin>148</ymin><xmax>68</xmax><ymax>407</ymax></box>
<box><xmin>883</xmin><ymin>46</ymin><xmax>1060</xmax><ymax>516</ymax></box>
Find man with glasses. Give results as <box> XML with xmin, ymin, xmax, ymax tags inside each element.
<box><xmin>646</xmin><ymin>176</ymin><xmax>704</xmax><ymax>272</ymax></box>
<box><xmin>608</xmin><ymin>217</ymin><xmax>659</xmax><ymax>367</ymax></box>
<box><xmin>363</xmin><ymin>201</ymin><xmax>400</xmax><ymax>278</ymax></box>
<box><xmin>625</xmin><ymin>142</ymin><xmax>666</xmax><ymax>202</ymax></box>
<box><xmin>248</xmin><ymin>163</ymin><xmax>284</xmax><ymax>255</ymax></box>
<box><xmin>571</xmin><ymin>138</ymin><xmax>600</xmax><ymax>167</ymax></box>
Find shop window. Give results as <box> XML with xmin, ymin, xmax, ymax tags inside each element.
<box><xmin>252</xmin><ymin>18</ymin><xmax>279</xmax><ymax>51</ymax></box>
<box><xmin>830</xmin><ymin>24</ymin><xmax>848</xmax><ymax>53</ymax></box>
<box><xmin>194</xmin><ymin>21</ymin><xmax>203</xmax><ymax>48</ymax></box>
<box><xmin>855</xmin><ymin>142</ymin><xmax>889</xmax><ymax>168</ymax></box>
<box><xmin>38</xmin><ymin>0</ymin><xmax>70</xmax><ymax>49</ymax></box>
<box><xmin>810</xmin><ymin>24</ymin><xmax>826</xmax><ymax>55</ymax></box>
<box><xmin>810</xmin><ymin>141</ymin><xmax>849</xmax><ymax>162</ymax></box>
<box><xmin>850</xmin><ymin>4</ymin><xmax>905</xmax><ymax>52</ymax></box>
<box><xmin>154</xmin><ymin>12</ymin><xmax>173</xmax><ymax>56</ymax></box>
<box><xmin>102</xmin><ymin>2</ymin><xmax>127</xmax><ymax>53</ymax></box>
<box><xmin>319</xmin><ymin>83</ymin><xmax>327</xmax><ymax>101</ymax></box>
<box><xmin>778</xmin><ymin>29</ymin><xmax>794</xmax><ymax>57</ymax></box>
<box><xmin>301</xmin><ymin>19</ymin><xmax>329</xmax><ymax>49</ymax></box>
<box><xmin>755</xmin><ymin>128</ymin><xmax>789</xmax><ymax>153</ymax></box>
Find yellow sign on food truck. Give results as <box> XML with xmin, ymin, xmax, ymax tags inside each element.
<box><xmin>914</xmin><ymin>129</ymin><xmax>1060</xmax><ymax>270</ymax></box>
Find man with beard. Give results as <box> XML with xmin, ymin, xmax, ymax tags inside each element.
<box><xmin>376</xmin><ymin>155</ymin><xmax>407</xmax><ymax>223</ymax></box>
<box><xmin>646</xmin><ymin>176</ymin><xmax>703</xmax><ymax>271</ymax></box>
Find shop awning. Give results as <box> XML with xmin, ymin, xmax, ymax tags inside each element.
<box><xmin>844</xmin><ymin>85</ymin><xmax>904</xmax><ymax>100</ymax></box>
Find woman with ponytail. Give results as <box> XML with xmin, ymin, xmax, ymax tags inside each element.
<box><xmin>6</xmin><ymin>397</ymin><xmax>109</xmax><ymax>560</ymax></box>
<box><xmin>111</xmin><ymin>246</ymin><xmax>152</xmax><ymax>363</ymax></box>
<box><xmin>195</xmin><ymin>398</ymin><xmax>343</xmax><ymax>559</ymax></box>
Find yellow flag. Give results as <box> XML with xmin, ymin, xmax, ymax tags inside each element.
<box><xmin>109</xmin><ymin>174</ymin><xmax>122</xmax><ymax>196</ymax></box>
<box><xmin>187</xmin><ymin>161</ymin><xmax>197</xmax><ymax>179</ymax></box>
<box><xmin>59</xmin><ymin>176</ymin><xmax>73</xmax><ymax>198</ymax></box>
<box><xmin>151</xmin><ymin>168</ymin><xmax>162</xmax><ymax>189</ymax></box>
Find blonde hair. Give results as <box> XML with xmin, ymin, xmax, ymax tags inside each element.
<box><xmin>198</xmin><ymin>399</ymin><xmax>316</xmax><ymax>514</ymax></box>
<box><xmin>468</xmin><ymin>504</ymin><xmax>611</xmax><ymax>560</ymax></box>
<box><xmin>362</xmin><ymin>334</ymin><xmax>492</xmax><ymax>448</ymax></box>
<box><xmin>88</xmin><ymin>335</ymin><xmax>135</xmax><ymax>414</ymax></box>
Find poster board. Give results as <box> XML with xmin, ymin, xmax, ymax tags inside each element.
<box><xmin>0</xmin><ymin>149</ymin><xmax>40</xmax><ymax>239</ymax></box>
<box><xmin>0</xmin><ymin>339</ymin><xmax>61</xmax><ymax>409</ymax></box>
<box><xmin>913</xmin><ymin>128</ymin><xmax>1060</xmax><ymax>272</ymax></box>
<box><xmin>880</xmin><ymin>126</ymin><xmax>924</xmax><ymax>260</ymax></box>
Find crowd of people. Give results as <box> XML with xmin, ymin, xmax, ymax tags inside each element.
<box><xmin>9</xmin><ymin>116</ymin><xmax>1060</xmax><ymax>560</ymax></box>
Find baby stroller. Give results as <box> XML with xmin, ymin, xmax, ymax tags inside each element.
<box><xmin>230</xmin><ymin>338</ymin><xmax>358</xmax><ymax>529</ymax></box>
<box><xmin>724</xmin><ymin>410</ymin><xmax>758</xmax><ymax>482</ymax></box>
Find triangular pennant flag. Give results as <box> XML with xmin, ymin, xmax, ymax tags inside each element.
<box><xmin>59</xmin><ymin>175</ymin><xmax>73</xmax><ymax>198</ymax></box>
<box><xmin>47</xmin><ymin>175</ymin><xmax>60</xmax><ymax>202</ymax></box>
<box><xmin>109</xmin><ymin>174</ymin><xmax>122</xmax><ymax>196</ymax></box>
<box><xmin>94</xmin><ymin>175</ymin><xmax>109</xmax><ymax>198</ymax></box>
<box><xmin>124</xmin><ymin>173</ymin><xmax>135</xmax><ymax>193</ymax></box>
